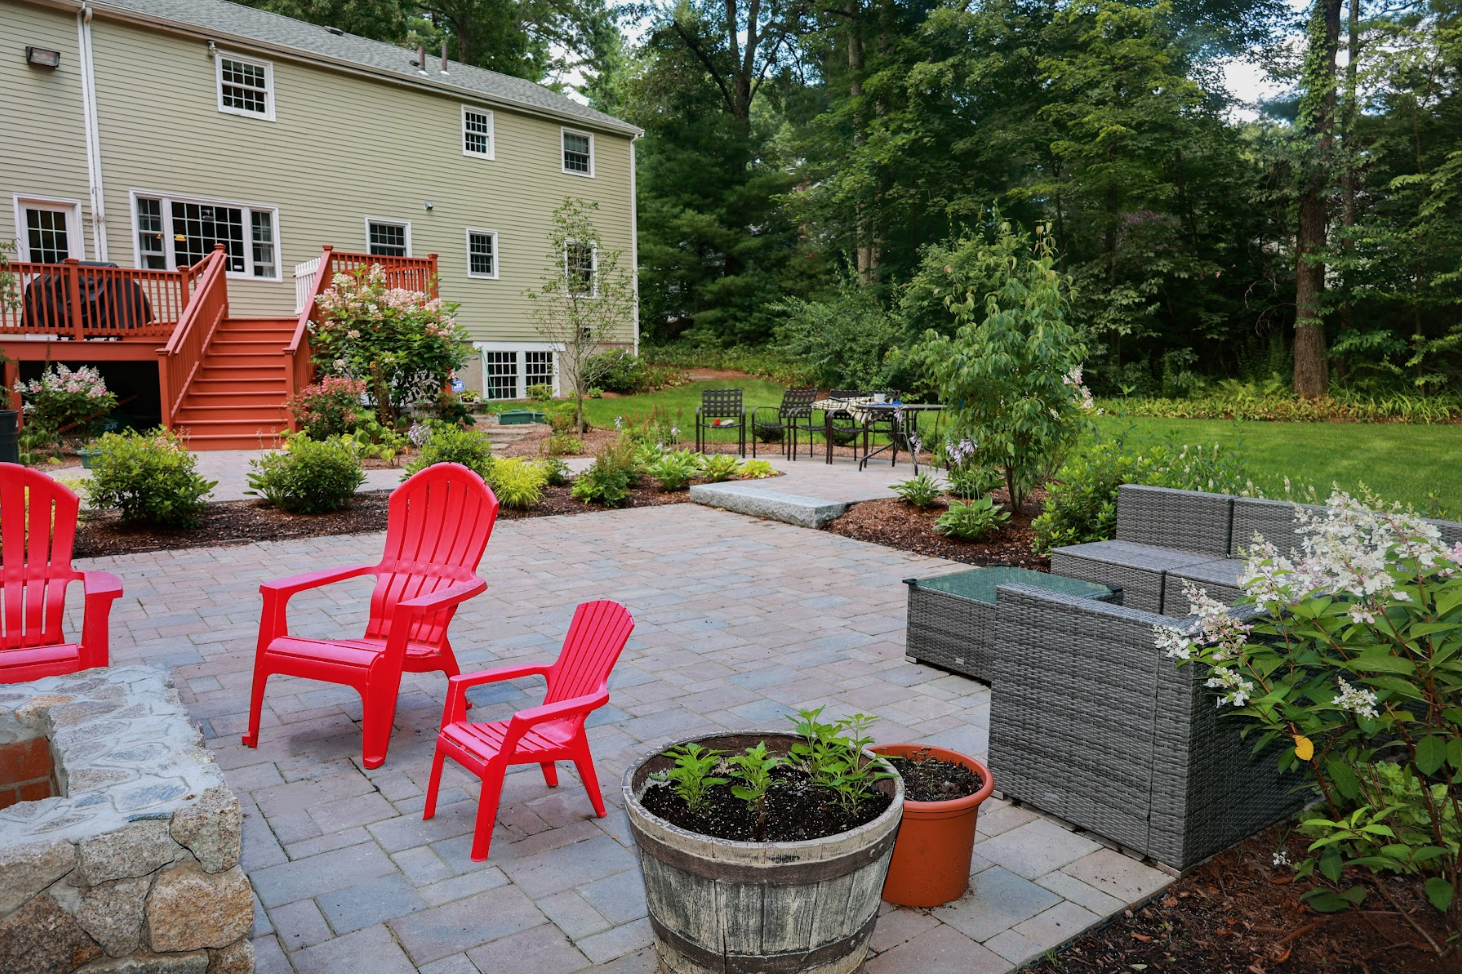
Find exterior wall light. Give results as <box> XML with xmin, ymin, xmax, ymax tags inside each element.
<box><xmin>423</xmin><ymin>200</ymin><xmax>434</xmax><ymax>211</ymax></box>
<box><xmin>26</xmin><ymin>47</ymin><xmax>61</xmax><ymax>69</ymax></box>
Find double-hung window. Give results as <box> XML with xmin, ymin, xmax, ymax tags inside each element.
<box><xmin>14</xmin><ymin>196</ymin><xmax>83</xmax><ymax>263</ymax></box>
<box><xmin>216</xmin><ymin>53</ymin><xmax>274</xmax><ymax>120</ymax></box>
<box><xmin>462</xmin><ymin>107</ymin><xmax>494</xmax><ymax>158</ymax></box>
<box><xmin>561</xmin><ymin>129</ymin><xmax>593</xmax><ymax>176</ymax></box>
<box><xmin>479</xmin><ymin>346</ymin><xmax>558</xmax><ymax>400</ymax></box>
<box><xmin>132</xmin><ymin>192</ymin><xmax>280</xmax><ymax>279</ymax></box>
<box><xmin>466</xmin><ymin>229</ymin><xmax>497</xmax><ymax>279</ymax></box>
<box><xmin>565</xmin><ymin>242</ymin><xmax>596</xmax><ymax>297</ymax></box>
<box><xmin>366</xmin><ymin>219</ymin><xmax>410</xmax><ymax>257</ymax></box>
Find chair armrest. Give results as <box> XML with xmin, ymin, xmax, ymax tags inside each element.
<box><xmin>394</xmin><ymin>578</ymin><xmax>487</xmax><ymax>617</ymax></box>
<box><xmin>501</xmin><ymin>690</ymin><xmax>611</xmax><ymax>749</ymax></box>
<box><xmin>442</xmin><ymin>662</ymin><xmax>554</xmax><ymax>726</ymax></box>
<box><xmin>260</xmin><ymin>564</ymin><xmax>376</xmax><ymax>599</ymax></box>
<box><xmin>79</xmin><ymin>571</ymin><xmax>123</xmax><ymax>668</ymax></box>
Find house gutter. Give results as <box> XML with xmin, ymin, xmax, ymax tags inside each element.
<box><xmin>76</xmin><ymin>2</ymin><xmax>109</xmax><ymax>259</ymax></box>
<box><xmin>630</xmin><ymin>134</ymin><xmax>640</xmax><ymax>355</ymax></box>
<box><xmin>45</xmin><ymin>0</ymin><xmax>642</xmax><ymax>139</ymax></box>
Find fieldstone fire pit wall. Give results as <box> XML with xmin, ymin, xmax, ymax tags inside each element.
<box><xmin>0</xmin><ymin>666</ymin><xmax>254</xmax><ymax>974</ymax></box>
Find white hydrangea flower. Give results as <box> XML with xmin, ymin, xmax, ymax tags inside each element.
<box><xmin>1333</xmin><ymin>677</ymin><xmax>1379</xmax><ymax>720</ymax></box>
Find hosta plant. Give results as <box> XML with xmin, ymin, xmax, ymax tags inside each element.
<box><xmin>935</xmin><ymin>496</ymin><xmax>1010</xmax><ymax>540</ymax></box>
<box><xmin>891</xmin><ymin>471</ymin><xmax>941</xmax><ymax>509</ymax></box>
<box><xmin>701</xmin><ymin>453</ymin><xmax>742</xmax><ymax>482</ymax></box>
<box><xmin>738</xmin><ymin>459</ymin><xmax>776</xmax><ymax>479</ymax></box>
<box><xmin>1157</xmin><ymin>491</ymin><xmax>1462</xmax><ymax>941</ymax></box>
<box><xmin>647</xmin><ymin>451</ymin><xmax>701</xmax><ymax>492</ymax></box>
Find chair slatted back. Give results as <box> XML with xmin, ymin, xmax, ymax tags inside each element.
<box><xmin>780</xmin><ymin>388</ymin><xmax>817</xmax><ymax>418</ymax></box>
<box><xmin>828</xmin><ymin>389</ymin><xmax>861</xmax><ymax>401</ymax></box>
<box><xmin>365</xmin><ymin>463</ymin><xmax>500</xmax><ymax>647</ymax></box>
<box><xmin>700</xmin><ymin>388</ymin><xmax>743</xmax><ymax>419</ymax></box>
<box><xmin>544</xmin><ymin>600</ymin><xmax>635</xmax><ymax>707</ymax></box>
<box><xmin>0</xmin><ymin>464</ymin><xmax>81</xmax><ymax>650</ymax></box>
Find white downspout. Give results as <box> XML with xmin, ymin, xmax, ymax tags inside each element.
<box><xmin>77</xmin><ymin>3</ymin><xmax>108</xmax><ymax>260</ymax></box>
<box><xmin>629</xmin><ymin>134</ymin><xmax>640</xmax><ymax>355</ymax></box>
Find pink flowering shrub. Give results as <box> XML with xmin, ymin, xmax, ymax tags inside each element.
<box><xmin>18</xmin><ymin>363</ymin><xmax>118</xmax><ymax>441</ymax></box>
<box><xmin>287</xmin><ymin>376</ymin><xmax>367</xmax><ymax>438</ymax></box>
<box><xmin>311</xmin><ymin>264</ymin><xmax>469</xmax><ymax>424</ymax></box>
<box><xmin>1157</xmin><ymin>491</ymin><xmax>1462</xmax><ymax>934</ymax></box>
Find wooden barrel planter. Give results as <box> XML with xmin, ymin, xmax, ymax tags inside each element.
<box><xmin>623</xmin><ymin>731</ymin><xmax>904</xmax><ymax>974</ymax></box>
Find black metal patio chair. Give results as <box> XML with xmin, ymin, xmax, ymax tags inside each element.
<box><xmin>694</xmin><ymin>388</ymin><xmax>746</xmax><ymax>456</ymax></box>
<box><xmin>751</xmin><ymin>387</ymin><xmax>816</xmax><ymax>459</ymax></box>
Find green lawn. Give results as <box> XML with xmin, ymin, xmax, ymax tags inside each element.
<box><xmin>1094</xmin><ymin>416</ymin><xmax>1462</xmax><ymax>513</ymax></box>
<box><xmin>575</xmin><ymin>381</ymin><xmax>1462</xmax><ymax>513</ymax></box>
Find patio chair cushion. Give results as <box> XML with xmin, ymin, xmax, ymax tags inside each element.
<box><xmin>1050</xmin><ymin>540</ymin><xmax>1225</xmax><ymax>614</ymax></box>
<box><xmin>1114</xmin><ymin>484</ymin><xmax>1234</xmax><ymax>557</ymax></box>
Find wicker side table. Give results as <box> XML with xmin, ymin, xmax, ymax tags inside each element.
<box><xmin>904</xmin><ymin>567</ymin><xmax>1120</xmax><ymax>683</ymax></box>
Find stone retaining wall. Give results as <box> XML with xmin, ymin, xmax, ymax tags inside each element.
<box><xmin>0</xmin><ymin>667</ymin><xmax>254</xmax><ymax>974</ymax></box>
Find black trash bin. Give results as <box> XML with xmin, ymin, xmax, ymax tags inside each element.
<box><xmin>0</xmin><ymin>410</ymin><xmax>18</xmax><ymax>465</ymax></box>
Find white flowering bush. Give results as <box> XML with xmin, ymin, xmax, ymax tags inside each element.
<box><xmin>18</xmin><ymin>364</ymin><xmax>117</xmax><ymax>442</ymax></box>
<box><xmin>1156</xmin><ymin>491</ymin><xmax>1462</xmax><ymax>935</ymax></box>
<box><xmin>311</xmin><ymin>264</ymin><xmax>469</xmax><ymax>425</ymax></box>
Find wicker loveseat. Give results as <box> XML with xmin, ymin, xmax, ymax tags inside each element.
<box><xmin>986</xmin><ymin>583</ymin><xmax>1307</xmax><ymax>872</ymax></box>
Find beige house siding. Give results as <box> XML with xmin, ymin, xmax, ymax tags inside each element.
<box><xmin>1</xmin><ymin>0</ymin><xmax>637</xmax><ymax>353</ymax></box>
<box><xmin>0</xmin><ymin>2</ymin><xmax>93</xmax><ymax>256</ymax></box>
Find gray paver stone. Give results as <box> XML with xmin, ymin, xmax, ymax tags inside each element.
<box><xmin>933</xmin><ymin>866</ymin><xmax>1061</xmax><ymax>943</ymax></box>
<box><xmin>316</xmin><ymin>873</ymin><xmax>428</xmax><ymax>934</ymax></box>
<box><xmin>467</xmin><ymin>923</ymin><xmax>591</xmax><ymax>974</ymax></box>
<box><xmin>389</xmin><ymin>885</ymin><xmax>546</xmax><ymax>965</ymax></box>
<box><xmin>973</xmin><ymin>819</ymin><xmax>1101</xmax><ymax>879</ymax></box>
<box><xmin>863</xmin><ymin>923</ymin><xmax>1007</xmax><ymax>974</ymax></box>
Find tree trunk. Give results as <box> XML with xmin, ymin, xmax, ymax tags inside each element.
<box><xmin>847</xmin><ymin>2</ymin><xmax>877</xmax><ymax>280</ymax></box>
<box><xmin>1338</xmin><ymin>0</ymin><xmax>1360</xmax><ymax>339</ymax></box>
<box><xmin>1293</xmin><ymin>0</ymin><xmax>1342</xmax><ymax>399</ymax></box>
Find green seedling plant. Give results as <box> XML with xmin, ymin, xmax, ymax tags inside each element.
<box><xmin>727</xmin><ymin>742</ymin><xmax>783</xmax><ymax>838</ymax></box>
<box><xmin>653</xmin><ymin>743</ymin><xmax>726</xmax><ymax>816</ymax></box>
<box><xmin>788</xmin><ymin>708</ymin><xmax>896</xmax><ymax>813</ymax></box>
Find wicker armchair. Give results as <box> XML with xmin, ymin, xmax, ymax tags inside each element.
<box><xmin>751</xmin><ymin>388</ymin><xmax>816</xmax><ymax>459</ymax></box>
<box><xmin>694</xmin><ymin>388</ymin><xmax>746</xmax><ymax>456</ymax></box>
<box><xmin>987</xmin><ymin>582</ymin><xmax>1306</xmax><ymax>873</ymax></box>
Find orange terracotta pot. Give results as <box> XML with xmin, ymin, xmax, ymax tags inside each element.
<box><xmin>873</xmin><ymin>743</ymin><xmax>994</xmax><ymax>907</ymax></box>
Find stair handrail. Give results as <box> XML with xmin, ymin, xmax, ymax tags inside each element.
<box><xmin>283</xmin><ymin>245</ymin><xmax>336</xmax><ymax>423</ymax></box>
<box><xmin>157</xmin><ymin>245</ymin><xmax>229</xmax><ymax>430</ymax></box>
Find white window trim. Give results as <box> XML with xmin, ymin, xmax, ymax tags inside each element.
<box><xmin>560</xmin><ymin>127</ymin><xmax>595</xmax><ymax>178</ymax></box>
<box><xmin>13</xmin><ymin>195</ymin><xmax>84</xmax><ymax>262</ymax></box>
<box><xmin>215</xmin><ymin>50</ymin><xmax>275</xmax><ymax>121</ymax></box>
<box><xmin>364</xmin><ymin>217</ymin><xmax>412</xmax><ymax>257</ymax></box>
<box><xmin>461</xmin><ymin>105</ymin><xmax>495</xmax><ymax>160</ymax></box>
<box><xmin>126</xmin><ymin>189</ymin><xmax>282</xmax><ymax>281</ymax></box>
<box><xmin>465</xmin><ymin>228</ymin><xmax>499</xmax><ymax>280</ymax></box>
<box><xmin>475</xmin><ymin>342</ymin><xmax>560</xmax><ymax>399</ymax></box>
<box><xmin>564</xmin><ymin>240</ymin><xmax>598</xmax><ymax>298</ymax></box>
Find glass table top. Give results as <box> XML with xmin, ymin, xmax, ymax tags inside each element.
<box><xmin>906</xmin><ymin>566</ymin><xmax>1114</xmax><ymax>604</ymax></box>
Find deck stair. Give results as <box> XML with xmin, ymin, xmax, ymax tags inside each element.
<box><xmin>171</xmin><ymin>317</ymin><xmax>296</xmax><ymax>450</ymax></box>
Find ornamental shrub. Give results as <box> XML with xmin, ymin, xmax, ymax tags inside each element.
<box><xmin>401</xmin><ymin>423</ymin><xmax>493</xmax><ymax>481</ymax></box>
<box><xmin>86</xmin><ymin>428</ymin><xmax>215</xmax><ymax>527</ymax></box>
<box><xmin>545</xmin><ymin>433</ymin><xmax>584</xmax><ymax>456</ymax></box>
<box><xmin>571</xmin><ymin>461</ymin><xmax>631</xmax><ymax>507</ymax></box>
<box><xmin>18</xmin><ymin>364</ymin><xmax>117</xmax><ymax>442</ymax></box>
<box><xmin>586</xmin><ymin>348</ymin><xmax>648</xmax><ymax>393</ymax></box>
<box><xmin>487</xmin><ymin>457</ymin><xmax>547</xmax><ymax>510</ymax></box>
<box><xmin>540</xmin><ymin>456</ymin><xmax>571</xmax><ymax>486</ymax></box>
<box><xmin>647</xmin><ymin>451</ymin><xmax>701</xmax><ymax>491</ymax></box>
<box><xmin>738</xmin><ymin>459</ymin><xmax>775</xmax><ymax>479</ymax></box>
<box><xmin>701</xmin><ymin>453</ymin><xmax>742</xmax><ymax>482</ymax></box>
<box><xmin>1158</xmin><ymin>493</ymin><xmax>1462</xmax><ymax>935</ymax></box>
<box><xmin>246</xmin><ymin>435</ymin><xmax>365</xmax><ymax>513</ymax></box>
<box><xmin>908</xmin><ymin>227</ymin><xmax>1093</xmax><ymax>512</ymax></box>
<box><xmin>286</xmin><ymin>376</ymin><xmax>367</xmax><ymax>438</ymax></box>
<box><xmin>311</xmin><ymin>264</ymin><xmax>470</xmax><ymax>426</ymax></box>
<box><xmin>1031</xmin><ymin>438</ymin><xmax>1254</xmax><ymax>553</ymax></box>
<box><xmin>892</xmin><ymin>471</ymin><xmax>941</xmax><ymax>509</ymax></box>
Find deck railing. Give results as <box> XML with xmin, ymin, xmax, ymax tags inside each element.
<box><xmin>0</xmin><ymin>258</ymin><xmax>194</xmax><ymax>339</ymax></box>
<box><xmin>157</xmin><ymin>246</ymin><xmax>229</xmax><ymax>427</ymax></box>
<box><xmin>284</xmin><ymin>247</ymin><xmax>439</xmax><ymax>426</ymax></box>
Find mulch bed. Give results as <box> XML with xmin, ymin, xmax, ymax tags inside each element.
<box><xmin>639</xmin><ymin>769</ymin><xmax>892</xmax><ymax>843</ymax></box>
<box><xmin>822</xmin><ymin>491</ymin><xmax>1050</xmax><ymax>570</ymax></box>
<box><xmin>72</xmin><ymin>484</ymin><xmax>694</xmax><ymax>559</ymax></box>
<box><xmin>1017</xmin><ymin>824</ymin><xmax>1455</xmax><ymax>974</ymax></box>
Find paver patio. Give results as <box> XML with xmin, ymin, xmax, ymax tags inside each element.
<box><xmin>77</xmin><ymin>501</ymin><xmax>1171</xmax><ymax>973</ymax></box>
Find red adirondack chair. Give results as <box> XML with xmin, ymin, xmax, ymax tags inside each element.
<box><xmin>424</xmin><ymin>599</ymin><xmax>635</xmax><ymax>860</ymax></box>
<box><xmin>243</xmin><ymin>463</ymin><xmax>500</xmax><ymax>769</ymax></box>
<box><xmin>0</xmin><ymin>463</ymin><xmax>123</xmax><ymax>683</ymax></box>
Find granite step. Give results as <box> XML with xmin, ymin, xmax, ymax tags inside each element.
<box><xmin>689</xmin><ymin>482</ymin><xmax>848</xmax><ymax>528</ymax></box>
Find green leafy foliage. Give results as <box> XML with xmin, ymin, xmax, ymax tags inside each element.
<box><xmin>652</xmin><ymin>743</ymin><xmax>726</xmax><ymax>816</ymax></box>
<box><xmin>1031</xmin><ymin>438</ymin><xmax>1255</xmax><ymax>553</ymax></box>
<box><xmin>545</xmin><ymin>433</ymin><xmax>584</xmax><ymax>456</ymax></box>
<box><xmin>935</xmin><ymin>496</ymin><xmax>1011</xmax><ymax>540</ymax></box>
<box><xmin>570</xmin><ymin>441</ymin><xmax>636</xmax><ymax>507</ymax></box>
<box><xmin>86</xmin><ymin>428</ymin><xmax>216</xmax><ymax>527</ymax></box>
<box><xmin>891</xmin><ymin>471</ymin><xmax>941</xmax><ymax>509</ymax></box>
<box><xmin>909</xmin><ymin>228</ymin><xmax>1090</xmax><ymax>512</ymax></box>
<box><xmin>17</xmin><ymin>365</ymin><xmax>117</xmax><ymax>445</ymax></box>
<box><xmin>539</xmin><ymin>456</ymin><xmax>571</xmax><ymax>487</ymax></box>
<box><xmin>647</xmin><ymin>450</ymin><xmax>702</xmax><ymax>491</ymax></box>
<box><xmin>787</xmin><ymin>708</ymin><xmax>896</xmax><ymax>814</ymax></box>
<box><xmin>738</xmin><ymin>459</ymin><xmax>775</xmax><ymax>479</ymax></box>
<box><xmin>700</xmin><ymin>453</ymin><xmax>741</xmax><ymax>482</ymax></box>
<box><xmin>946</xmin><ymin>464</ymin><xmax>1003</xmax><ymax>500</ymax></box>
<box><xmin>286</xmin><ymin>376</ymin><xmax>368</xmax><ymax>438</ymax></box>
<box><xmin>727</xmin><ymin>742</ymin><xmax>783</xmax><ymax>838</ymax></box>
<box><xmin>401</xmin><ymin>423</ymin><xmax>493</xmax><ymax>480</ymax></box>
<box><xmin>486</xmin><ymin>457</ymin><xmax>547</xmax><ymax>510</ymax></box>
<box><xmin>526</xmin><ymin>383</ymin><xmax>554</xmax><ymax>401</ymax></box>
<box><xmin>246</xmin><ymin>435</ymin><xmax>365</xmax><ymax>514</ymax></box>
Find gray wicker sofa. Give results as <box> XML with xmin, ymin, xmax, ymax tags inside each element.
<box><xmin>986</xmin><ymin>583</ymin><xmax>1307</xmax><ymax>873</ymax></box>
<box><xmin>1053</xmin><ymin>485</ymin><xmax>1462</xmax><ymax>617</ymax></box>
